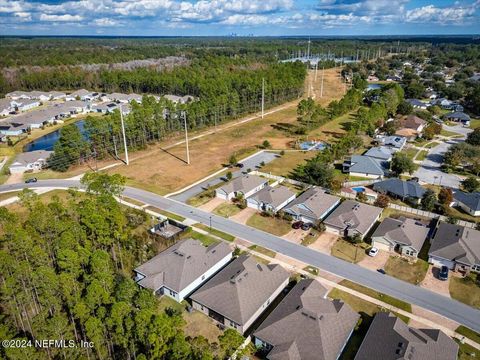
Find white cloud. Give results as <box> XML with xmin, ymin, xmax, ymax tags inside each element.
<box><xmin>405</xmin><ymin>3</ymin><xmax>478</xmax><ymax>24</ymax></box>
<box><xmin>14</xmin><ymin>11</ymin><xmax>31</xmax><ymax>21</ymax></box>
<box><xmin>0</xmin><ymin>0</ymin><xmax>28</xmax><ymax>13</ymax></box>
<box><xmin>93</xmin><ymin>17</ymin><xmax>120</xmax><ymax>27</ymax></box>
<box><xmin>39</xmin><ymin>13</ymin><xmax>83</xmax><ymax>22</ymax></box>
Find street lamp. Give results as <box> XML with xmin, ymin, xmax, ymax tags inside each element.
<box><xmin>209</xmin><ymin>216</ymin><xmax>212</xmax><ymax>231</ymax></box>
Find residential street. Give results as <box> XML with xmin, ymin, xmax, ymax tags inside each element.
<box><xmin>1</xmin><ymin>179</ymin><xmax>480</xmax><ymax>332</ymax></box>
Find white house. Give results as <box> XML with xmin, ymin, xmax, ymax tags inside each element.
<box><xmin>9</xmin><ymin>150</ymin><xmax>53</xmax><ymax>174</ymax></box>
<box><xmin>134</xmin><ymin>238</ymin><xmax>232</xmax><ymax>302</ymax></box>
<box><xmin>452</xmin><ymin>191</ymin><xmax>480</xmax><ymax>217</ymax></box>
<box><xmin>16</xmin><ymin>99</ymin><xmax>40</xmax><ymax>112</ymax></box>
<box><xmin>246</xmin><ymin>185</ymin><xmax>296</xmax><ymax>213</ymax></box>
<box><xmin>216</xmin><ymin>174</ymin><xmax>268</xmax><ymax>201</ymax></box>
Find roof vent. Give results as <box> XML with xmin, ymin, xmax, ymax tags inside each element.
<box><xmin>257</xmin><ymin>264</ymin><xmax>263</xmax><ymax>271</ymax></box>
<box><xmin>296</xmin><ymin>305</ymin><xmax>301</xmax><ymax>310</ymax></box>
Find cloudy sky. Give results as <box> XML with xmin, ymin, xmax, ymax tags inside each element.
<box><xmin>1</xmin><ymin>0</ymin><xmax>479</xmax><ymax>36</ymax></box>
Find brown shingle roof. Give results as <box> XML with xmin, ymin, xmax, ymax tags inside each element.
<box><xmin>218</xmin><ymin>175</ymin><xmax>268</xmax><ymax>196</ymax></box>
<box><xmin>283</xmin><ymin>187</ymin><xmax>340</xmax><ymax>220</ymax></box>
<box><xmin>254</xmin><ymin>279</ymin><xmax>359</xmax><ymax>360</ymax></box>
<box><xmin>323</xmin><ymin>200</ymin><xmax>382</xmax><ymax>235</ymax></box>
<box><xmin>371</xmin><ymin>217</ymin><xmax>429</xmax><ymax>252</ymax></box>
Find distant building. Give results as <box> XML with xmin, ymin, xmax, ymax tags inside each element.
<box><xmin>452</xmin><ymin>191</ymin><xmax>480</xmax><ymax>217</ymax></box>
<box><xmin>9</xmin><ymin>150</ymin><xmax>53</xmax><ymax>174</ymax></box>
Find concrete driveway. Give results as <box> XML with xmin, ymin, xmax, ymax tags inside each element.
<box><xmin>420</xmin><ymin>265</ymin><xmax>451</xmax><ymax>298</ymax></box>
<box><xmin>358</xmin><ymin>250</ymin><xmax>390</xmax><ymax>271</ymax></box>
<box><xmin>308</xmin><ymin>232</ymin><xmax>339</xmax><ymax>254</ymax></box>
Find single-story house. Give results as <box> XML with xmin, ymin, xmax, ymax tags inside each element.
<box><xmin>216</xmin><ymin>174</ymin><xmax>268</xmax><ymax>201</ymax></box>
<box><xmin>5</xmin><ymin>91</ymin><xmax>31</xmax><ymax>100</ymax></box>
<box><xmin>397</xmin><ymin>115</ymin><xmax>426</xmax><ymax>134</ymax></box>
<box><xmin>364</xmin><ymin>146</ymin><xmax>395</xmax><ymax>161</ymax></box>
<box><xmin>444</xmin><ymin>111</ymin><xmax>470</xmax><ymax>124</ymax></box>
<box><xmin>28</xmin><ymin>91</ymin><xmax>51</xmax><ymax>101</ymax></box>
<box><xmin>48</xmin><ymin>91</ymin><xmax>66</xmax><ymax>100</ymax></box>
<box><xmin>0</xmin><ymin>98</ymin><xmax>15</xmax><ymax>116</ymax></box>
<box><xmin>253</xmin><ymin>279</ymin><xmax>359</xmax><ymax>360</ymax></box>
<box><xmin>0</xmin><ymin>122</ymin><xmax>28</xmax><ymax>136</ymax></box>
<box><xmin>323</xmin><ymin>200</ymin><xmax>383</xmax><ymax>239</ymax></box>
<box><xmin>452</xmin><ymin>191</ymin><xmax>480</xmax><ymax>217</ymax></box>
<box><xmin>372</xmin><ymin>179</ymin><xmax>426</xmax><ymax>204</ymax></box>
<box><xmin>370</xmin><ymin>217</ymin><xmax>429</xmax><ymax>257</ymax></box>
<box><xmin>246</xmin><ymin>185</ymin><xmax>296</xmax><ymax>213</ymax></box>
<box><xmin>134</xmin><ymin>238</ymin><xmax>232</xmax><ymax>302</ymax></box>
<box><xmin>66</xmin><ymin>89</ymin><xmax>98</xmax><ymax>101</ymax></box>
<box><xmin>9</xmin><ymin>150</ymin><xmax>53</xmax><ymax>174</ymax></box>
<box><xmin>406</xmin><ymin>99</ymin><xmax>428</xmax><ymax>110</ymax></box>
<box><xmin>191</xmin><ymin>255</ymin><xmax>289</xmax><ymax>335</ymax></box>
<box><xmin>93</xmin><ymin>102</ymin><xmax>118</xmax><ymax>114</ymax></box>
<box><xmin>386</xmin><ymin>75</ymin><xmax>401</xmax><ymax>82</ymax></box>
<box><xmin>428</xmin><ymin>222</ymin><xmax>480</xmax><ymax>274</ymax></box>
<box><xmin>283</xmin><ymin>187</ymin><xmax>341</xmax><ymax>224</ymax></box>
<box><xmin>16</xmin><ymin>99</ymin><xmax>40</xmax><ymax>112</ymax></box>
<box><xmin>354</xmin><ymin>312</ymin><xmax>458</xmax><ymax>360</ymax></box>
<box><xmin>163</xmin><ymin>94</ymin><xmax>195</xmax><ymax>104</ymax></box>
<box><xmin>377</xmin><ymin>135</ymin><xmax>406</xmax><ymax>150</ymax></box>
<box><xmin>343</xmin><ymin>155</ymin><xmax>389</xmax><ymax>179</ymax></box>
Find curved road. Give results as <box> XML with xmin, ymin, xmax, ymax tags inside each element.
<box><xmin>2</xmin><ymin>179</ymin><xmax>480</xmax><ymax>332</ymax></box>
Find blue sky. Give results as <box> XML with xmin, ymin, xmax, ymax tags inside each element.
<box><xmin>1</xmin><ymin>0</ymin><xmax>479</xmax><ymax>36</ymax></box>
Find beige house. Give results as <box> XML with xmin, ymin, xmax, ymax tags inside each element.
<box><xmin>215</xmin><ymin>174</ymin><xmax>268</xmax><ymax>201</ymax></box>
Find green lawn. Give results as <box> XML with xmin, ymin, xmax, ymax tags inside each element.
<box><xmin>190</xmin><ymin>231</ymin><xmax>220</xmax><ymax>247</ymax></box>
<box><xmin>145</xmin><ymin>206</ymin><xmax>186</xmax><ymax>222</ymax></box>
<box><xmin>328</xmin><ymin>288</ymin><xmax>381</xmax><ymax>316</ymax></box>
<box><xmin>456</xmin><ymin>340</ymin><xmax>480</xmax><ymax>360</ymax></box>
<box><xmin>331</xmin><ymin>240</ymin><xmax>367</xmax><ymax>263</ymax></box>
<box><xmin>470</xmin><ymin>119</ymin><xmax>480</xmax><ymax>129</ymax></box>
<box><xmin>441</xmin><ymin>129</ymin><xmax>460</xmax><ymax>137</ymax></box>
<box><xmin>212</xmin><ymin>202</ymin><xmax>242</xmax><ymax>218</ymax></box>
<box><xmin>186</xmin><ymin>182</ymin><xmax>223</xmax><ymax>207</ymax></box>
<box><xmin>449</xmin><ymin>274</ymin><xmax>480</xmax><ymax>309</ymax></box>
<box><xmin>301</xmin><ymin>229</ymin><xmax>321</xmax><ymax>246</ymax></box>
<box><xmin>246</xmin><ymin>213</ymin><xmax>292</xmax><ymax>236</ymax></box>
<box><xmin>415</xmin><ymin>150</ymin><xmax>429</xmax><ymax>161</ymax></box>
<box><xmin>193</xmin><ymin>223</ymin><xmax>235</xmax><ymax>242</ymax></box>
<box><xmin>404</xmin><ymin>148</ymin><xmax>418</xmax><ymax>160</ymax></box>
<box><xmin>303</xmin><ymin>265</ymin><xmax>319</xmax><ymax>276</ymax></box>
<box><xmin>248</xmin><ymin>245</ymin><xmax>276</xmax><ymax>258</ymax></box>
<box><xmin>261</xmin><ymin>151</ymin><xmax>315</xmax><ymax>178</ymax></box>
<box><xmin>384</xmin><ymin>256</ymin><xmax>429</xmax><ymax>285</ymax></box>
<box><xmin>456</xmin><ymin>326</ymin><xmax>480</xmax><ymax>344</ymax></box>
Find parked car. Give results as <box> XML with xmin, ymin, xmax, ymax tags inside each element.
<box><xmin>377</xmin><ymin>268</ymin><xmax>386</xmax><ymax>275</ymax></box>
<box><xmin>292</xmin><ymin>221</ymin><xmax>303</xmax><ymax>229</ymax></box>
<box><xmin>236</xmin><ymin>163</ymin><xmax>244</xmax><ymax>168</ymax></box>
<box><xmin>368</xmin><ymin>247</ymin><xmax>379</xmax><ymax>257</ymax></box>
<box><xmin>438</xmin><ymin>266</ymin><xmax>449</xmax><ymax>281</ymax></box>
<box><xmin>301</xmin><ymin>222</ymin><xmax>312</xmax><ymax>231</ymax></box>
<box><xmin>25</xmin><ymin>178</ymin><xmax>37</xmax><ymax>183</ymax></box>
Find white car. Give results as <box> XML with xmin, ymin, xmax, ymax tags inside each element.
<box><xmin>368</xmin><ymin>247</ymin><xmax>379</xmax><ymax>257</ymax></box>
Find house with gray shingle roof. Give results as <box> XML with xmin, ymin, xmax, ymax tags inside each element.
<box><xmin>453</xmin><ymin>191</ymin><xmax>480</xmax><ymax>217</ymax></box>
<box><xmin>444</xmin><ymin>111</ymin><xmax>471</xmax><ymax>124</ymax></box>
<box><xmin>406</xmin><ymin>99</ymin><xmax>428</xmax><ymax>110</ymax></box>
<box><xmin>364</xmin><ymin>146</ymin><xmax>395</xmax><ymax>161</ymax></box>
<box><xmin>373</xmin><ymin>179</ymin><xmax>426</xmax><ymax>205</ymax></box>
<box><xmin>378</xmin><ymin>135</ymin><xmax>406</xmax><ymax>150</ymax></box>
<box><xmin>371</xmin><ymin>217</ymin><xmax>430</xmax><ymax>257</ymax></box>
<box><xmin>428</xmin><ymin>222</ymin><xmax>480</xmax><ymax>274</ymax></box>
<box><xmin>253</xmin><ymin>279</ymin><xmax>359</xmax><ymax>360</ymax></box>
<box><xmin>247</xmin><ymin>185</ymin><xmax>296</xmax><ymax>213</ymax></box>
<box><xmin>216</xmin><ymin>174</ymin><xmax>268</xmax><ymax>201</ymax></box>
<box><xmin>354</xmin><ymin>312</ymin><xmax>458</xmax><ymax>360</ymax></box>
<box><xmin>282</xmin><ymin>187</ymin><xmax>341</xmax><ymax>224</ymax></box>
<box><xmin>191</xmin><ymin>255</ymin><xmax>290</xmax><ymax>334</ymax></box>
<box><xmin>9</xmin><ymin>150</ymin><xmax>53</xmax><ymax>174</ymax></box>
<box><xmin>343</xmin><ymin>155</ymin><xmax>389</xmax><ymax>179</ymax></box>
<box><xmin>323</xmin><ymin>200</ymin><xmax>383</xmax><ymax>240</ymax></box>
<box><xmin>134</xmin><ymin>238</ymin><xmax>232</xmax><ymax>302</ymax></box>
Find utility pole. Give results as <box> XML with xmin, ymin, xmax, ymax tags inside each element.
<box><xmin>320</xmin><ymin>66</ymin><xmax>325</xmax><ymax>98</ymax></box>
<box><xmin>261</xmin><ymin>78</ymin><xmax>265</xmax><ymax>119</ymax></box>
<box><xmin>314</xmin><ymin>62</ymin><xmax>318</xmax><ymax>82</ymax></box>
<box><xmin>214</xmin><ymin>111</ymin><xmax>217</xmax><ymax>133</ymax></box>
<box><xmin>120</xmin><ymin>107</ymin><xmax>129</xmax><ymax>165</ymax></box>
<box><xmin>183</xmin><ymin>111</ymin><xmax>190</xmax><ymax>165</ymax></box>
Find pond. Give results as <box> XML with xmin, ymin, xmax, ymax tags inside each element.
<box><xmin>24</xmin><ymin>120</ymin><xmax>86</xmax><ymax>152</ymax></box>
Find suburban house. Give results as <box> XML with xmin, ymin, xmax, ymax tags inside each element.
<box><xmin>134</xmin><ymin>238</ymin><xmax>232</xmax><ymax>302</ymax></box>
<box><xmin>28</xmin><ymin>91</ymin><xmax>51</xmax><ymax>101</ymax></box>
<box><xmin>452</xmin><ymin>191</ymin><xmax>480</xmax><ymax>217</ymax></box>
<box><xmin>48</xmin><ymin>91</ymin><xmax>66</xmax><ymax>100</ymax></box>
<box><xmin>66</xmin><ymin>89</ymin><xmax>99</xmax><ymax>101</ymax></box>
<box><xmin>246</xmin><ymin>185</ymin><xmax>296</xmax><ymax>213</ymax></box>
<box><xmin>395</xmin><ymin>115</ymin><xmax>426</xmax><ymax>140</ymax></box>
<box><xmin>354</xmin><ymin>312</ymin><xmax>458</xmax><ymax>360</ymax></box>
<box><xmin>107</xmin><ymin>92</ymin><xmax>143</xmax><ymax>104</ymax></box>
<box><xmin>9</xmin><ymin>150</ymin><xmax>53</xmax><ymax>174</ymax></box>
<box><xmin>163</xmin><ymin>94</ymin><xmax>195</xmax><ymax>104</ymax></box>
<box><xmin>16</xmin><ymin>99</ymin><xmax>40</xmax><ymax>112</ymax></box>
<box><xmin>377</xmin><ymin>135</ymin><xmax>406</xmax><ymax>150</ymax></box>
<box><xmin>215</xmin><ymin>174</ymin><xmax>268</xmax><ymax>201</ymax></box>
<box><xmin>282</xmin><ymin>187</ymin><xmax>341</xmax><ymax>224</ymax></box>
<box><xmin>0</xmin><ymin>122</ymin><xmax>28</xmax><ymax>136</ymax></box>
<box><xmin>93</xmin><ymin>102</ymin><xmax>119</xmax><ymax>114</ymax></box>
<box><xmin>370</xmin><ymin>217</ymin><xmax>430</xmax><ymax>257</ymax></box>
<box><xmin>364</xmin><ymin>146</ymin><xmax>395</xmax><ymax>161</ymax></box>
<box><xmin>428</xmin><ymin>222</ymin><xmax>480</xmax><ymax>273</ymax></box>
<box><xmin>323</xmin><ymin>200</ymin><xmax>383</xmax><ymax>239</ymax></box>
<box><xmin>343</xmin><ymin>155</ymin><xmax>389</xmax><ymax>179</ymax></box>
<box><xmin>444</xmin><ymin>111</ymin><xmax>471</xmax><ymax>125</ymax></box>
<box><xmin>190</xmin><ymin>255</ymin><xmax>290</xmax><ymax>334</ymax></box>
<box><xmin>6</xmin><ymin>91</ymin><xmax>31</xmax><ymax>100</ymax></box>
<box><xmin>0</xmin><ymin>98</ymin><xmax>15</xmax><ymax>116</ymax></box>
<box><xmin>373</xmin><ymin>179</ymin><xmax>426</xmax><ymax>205</ymax></box>
<box><xmin>406</xmin><ymin>98</ymin><xmax>428</xmax><ymax>110</ymax></box>
<box><xmin>253</xmin><ymin>279</ymin><xmax>359</xmax><ymax>360</ymax></box>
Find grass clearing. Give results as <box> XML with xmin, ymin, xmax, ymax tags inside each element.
<box><xmin>246</xmin><ymin>213</ymin><xmax>292</xmax><ymax>236</ymax></box>
<box><xmin>404</xmin><ymin>148</ymin><xmax>418</xmax><ymax>160</ymax></box>
<box><xmin>415</xmin><ymin>150</ymin><xmax>429</xmax><ymax>161</ymax></box>
<box><xmin>309</xmin><ymin>111</ymin><xmax>357</xmax><ymax>142</ymax></box>
<box><xmin>441</xmin><ymin>129</ymin><xmax>460</xmax><ymax>137</ymax></box>
<box><xmin>193</xmin><ymin>223</ymin><xmax>235</xmax><ymax>242</ymax></box>
<box><xmin>248</xmin><ymin>245</ymin><xmax>276</xmax><ymax>258</ymax></box>
<box><xmin>186</xmin><ymin>182</ymin><xmax>224</xmax><ymax>207</ymax></box>
<box><xmin>212</xmin><ymin>202</ymin><xmax>242</xmax><ymax>218</ymax></box>
<box><xmin>261</xmin><ymin>151</ymin><xmax>315</xmax><ymax>178</ymax></box>
<box><xmin>331</xmin><ymin>240</ymin><xmax>367</xmax><ymax>263</ymax></box>
<box><xmin>329</xmin><ymin>288</ymin><xmax>381</xmax><ymax>316</ymax></box>
<box><xmin>0</xmin><ymin>190</ymin><xmax>22</xmax><ymax>202</ymax></box>
<box><xmin>145</xmin><ymin>206</ymin><xmax>186</xmax><ymax>222</ymax></box>
<box><xmin>301</xmin><ymin>229</ymin><xmax>321</xmax><ymax>247</ymax></box>
<box><xmin>384</xmin><ymin>256</ymin><xmax>429</xmax><ymax>285</ymax></box>
<box><xmin>449</xmin><ymin>274</ymin><xmax>480</xmax><ymax>309</ymax></box>
<box><xmin>470</xmin><ymin>119</ymin><xmax>480</xmax><ymax>129</ymax></box>
<box><xmin>456</xmin><ymin>326</ymin><xmax>480</xmax><ymax>344</ymax></box>
<box><xmin>120</xmin><ymin>196</ymin><xmax>145</xmax><ymax>207</ymax></box>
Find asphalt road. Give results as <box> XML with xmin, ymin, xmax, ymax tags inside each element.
<box><xmin>170</xmin><ymin>151</ymin><xmax>279</xmax><ymax>202</ymax></box>
<box><xmin>2</xmin><ymin>179</ymin><xmax>480</xmax><ymax>332</ymax></box>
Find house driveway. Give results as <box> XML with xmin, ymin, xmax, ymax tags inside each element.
<box><xmin>308</xmin><ymin>232</ymin><xmax>339</xmax><ymax>254</ymax></box>
<box><xmin>229</xmin><ymin>207</ymin><xmax>256</xmax><ymax>224</ymax></box>
<box><xmin>358</xmin><ymin>250</ymin><xmax>390</xmax><ymax>271</ymax></box>
<box><xmin>420</xmin><ymin>265</ymin><xmax>451</xmax><ymax>298</ymax></box>
<box><xmin>199</xmin><ymin>197</ymin><xmax>226</xmax><ymax>212</ymax></box>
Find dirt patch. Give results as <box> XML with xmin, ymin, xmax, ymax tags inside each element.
<box><xmin>358</xmin><ymin>250</ymin><xmax>390</xmax><ymax>271</ymax></box>
<box><xmin>199</xmin><ymin>197</ymin><xmax>226</xmax><ymax>212</ymax></box>
<box><xmin>420</xmin><ymin>265</ymin><xmax>451</xmax><ymax>298</ymax></box>
<box><xmin>230</xmin><ymin>207</ymin><xmax>257</xmax><ymax>224</ymax></box>
<box><xmin>308</xmin><ymin>232</ymin><xmax>339</xmax><ymax>254</ymax></box>
<box><xmin>282</xmin><ymin>228</ymin><xmax>307</xmax><ymax>244</ymax></box>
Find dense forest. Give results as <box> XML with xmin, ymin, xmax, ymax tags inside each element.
<box><xmin>0</xmin><ymin>173</ymin><xmax>245</xmax><ymax>360</ymax></box>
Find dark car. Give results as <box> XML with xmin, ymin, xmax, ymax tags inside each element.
<box><xmin>377</xmin><ymin>268</ymin><xmax>386</xmax><ymax>275</ymax></box>
<box><xmin>301</xmin><ymin>222</ymin><xmax>312</xmax><ymax>231</ymax></box>
<box><xmin>292</xmin><ymin>221</ymin><xmax>303</xmax><ymax>229</ymax></box>
<box><xmin>236</xmin><ymin>163</ymin><xmax>244</xmax><ymax>168</ymax></box>
<box><xmin>25</xmin><ymin>178</ymin><xmax>37</xmax><ymax>184</ymax></box>
<box><xmin>438</xmin><ymin>266</ymin><xmax>449</xmax><ymax>281</ymax></box>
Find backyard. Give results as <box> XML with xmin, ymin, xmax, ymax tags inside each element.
<box><xmin>384</xmin><ymin>256</ymin><xmax>429</xmax><ymax>285</ymax></box>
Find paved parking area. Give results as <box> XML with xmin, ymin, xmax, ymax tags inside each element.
<box><xmin>358</xmin><ymin>250</ymin><xmax>390</xmax><ymax>271</ymax></box>
<box><xmin>308</xmin><ymin>232</ymin><xmax>339</xmax><ymax>254</ymax></box>
<box><xmin>420</xmin><ymin>265</ymin><xmax>451</xmax><ymax>298</ymax></box>
<box><xmin>229</xmin><ymin>207</ymin><xmax>256</xmax><ymax>224</ymax></box>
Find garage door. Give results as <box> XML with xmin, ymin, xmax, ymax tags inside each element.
<box><xmin>429</xmin><ymin>257</ymin><xmax>455</xmax><ymax>270</ymax></box>
<box><xmin>372</xmin><ymin>241</ymin><xmax>391</xmax><ymax>252</ymax></box>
